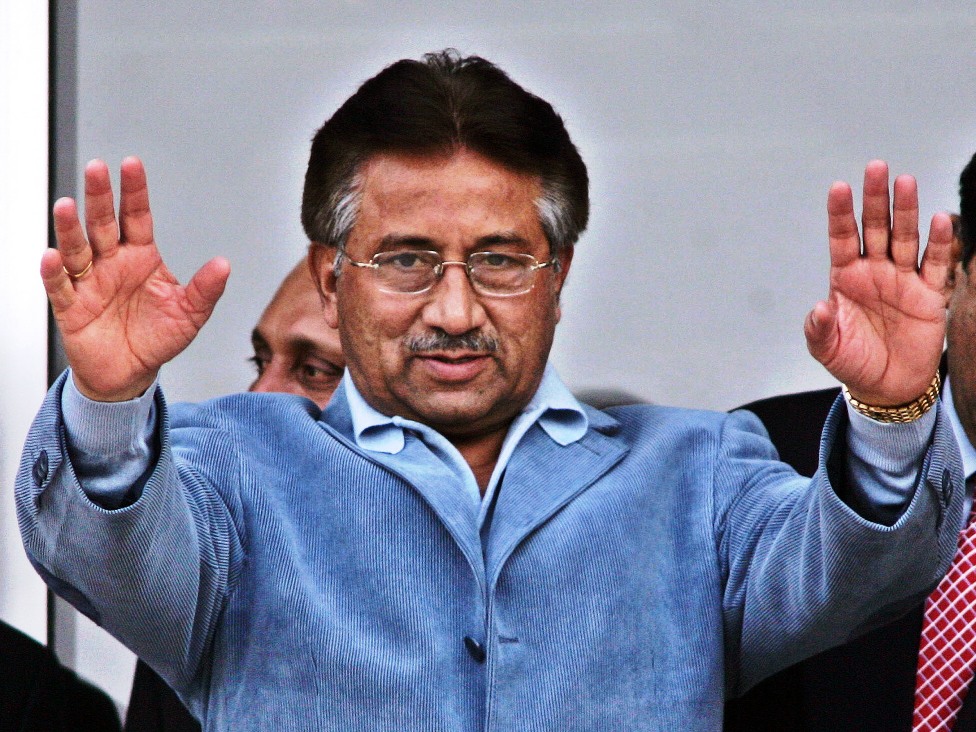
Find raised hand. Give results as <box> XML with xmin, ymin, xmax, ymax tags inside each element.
<box><xmin>805</xmin><ymin>160</ymin><xmax>953</xmax><ymax>406</ymax></box>
<box><xmin>41</xmin><ymin>157</ymin><xmax>230</xmax><ymax>401</ymax></box>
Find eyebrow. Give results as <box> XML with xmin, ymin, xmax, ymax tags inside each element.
<box><xmin>378</xmin><ymin>232</ymin><xmax>530</xmax><ymax>250</ymax></box>
<box><xmin>251</xmin><ymin>329</ymin><xmax>269</xmax><ymax>349</ymax></box>
<box><xmin>289</xmin><ymin>338</ymin><xmax>343</xmax><ymax>367</ymax></box>
<box><xmin>475</xmin><ymin>232</ymin><xmax>530</xmax><ymax>248</ymax></box>
<box><xmin>378</xmin><ymin>234</ymin><xmax>435</xmax><ymax>250</ymax></box>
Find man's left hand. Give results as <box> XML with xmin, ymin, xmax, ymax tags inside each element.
<box><xmin>805</xmin><ymin>160</ymin><xmax>953</xmax><ymax>406</ymax></box>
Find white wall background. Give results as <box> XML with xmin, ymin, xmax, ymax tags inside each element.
<box><xmin>0</xmin><ymin>2</ymin><xmax>50</xmax><ymax>640</ymax></box>
<box><xmin>22</xmin><ymin>0</ymin><xmax>976</xmax><ymax>713</ymax></box>
<box><xmin>72</xmin><ymin>3</ymin><xmax>976</xmax><ymax>412</ymax></box>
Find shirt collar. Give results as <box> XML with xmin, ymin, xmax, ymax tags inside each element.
<box><xmin>942</xmin><ymin>376</ymin><xmax>976</xmax><ymax>480</ymax></box>
<box><xmin>342</xmin><ymin>363</ymin><xmax>588</xmax><ymax>455</ymax></box>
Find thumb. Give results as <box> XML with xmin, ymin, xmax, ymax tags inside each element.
<box><xmin>804</xmin><ymin>300</ymin><xmax>838</xmax><ymax>366</ymax></box>
<box><xmin>184</xmin><ymin>257</ymin><xmax>231</xmax><ymax>324</ymax></box>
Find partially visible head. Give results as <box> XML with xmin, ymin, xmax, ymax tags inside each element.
<box><xmin>249</xmin><ymin>258</ymin><xmax>345</xmax><ymax>408</ymax></box>
<box><xmin>959</xmin><ymin>155</ymin><xmax>976</xmax><ymax>270</ymax></box>
<box><xmin>947</xmin><ymin>154</ymin><xmax>976</xmax><ymax>445</ymax></box>
<box><xmin>301</xmin><ymin>49</ymin><xmax>588</xmax><ymax>258</ymax></box>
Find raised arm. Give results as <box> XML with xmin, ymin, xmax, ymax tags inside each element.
<box><xmin>41</xmin><ymin>157</ymin><xmax>230</xmax><ymax>401</ymax></box>
<box><xmin>805</xmin><ymin>160</ymin><xmax>953</xmax><ymax>405</ymax></box>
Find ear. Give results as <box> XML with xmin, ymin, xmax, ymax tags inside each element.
<box><xmin>947</xmin><ymin>260</ymin><xmax>960</xmax><ymax>291</ymax></box>
<box><xmin>552</xmin><ymin>247</ymin><xmax>574</xmax><ymax>322</ymax></box>
<box><xmin>308</xmin><ymin>242</ymin><xmax>340</xmax><ymax>329</ymax></box>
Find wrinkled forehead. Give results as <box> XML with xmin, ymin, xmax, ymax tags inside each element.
<box><xmin>350</xmin><ymin>150</ymin><xmax>546</xmax><ymax>252</ymax></box>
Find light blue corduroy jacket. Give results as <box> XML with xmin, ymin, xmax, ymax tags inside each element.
<box><xmin>16</xmin><ymin>373</ymin><xmax>965</xmax><ymax>730</ymax></box>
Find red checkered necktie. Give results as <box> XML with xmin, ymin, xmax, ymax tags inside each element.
<box><xmin>913</xmin><ymin>475</ymin><xmax>976</xmax><ymax>732</ymax></box>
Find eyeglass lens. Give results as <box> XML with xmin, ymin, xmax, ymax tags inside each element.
<box><xmin>372</xmin><ymin>251</ymin><xmax>541</xmax><ymax>295</ymax></box>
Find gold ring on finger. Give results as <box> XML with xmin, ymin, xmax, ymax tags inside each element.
<box><xmin>63</xmin><ymin>259</ymin><xmax>94</xmax><ymax>281</ymax></box>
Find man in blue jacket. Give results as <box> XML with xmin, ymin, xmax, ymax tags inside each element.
<box><xmin>16</xmin><ymin>51</ymin><xmax>965</xmax><ymax>730</ymax></box>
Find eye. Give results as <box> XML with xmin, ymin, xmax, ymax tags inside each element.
<box><xmin>248</xmin><ymin>355</ymin><xmax>268</xmax><ymax>376</ymax></box>
<box><xmin>297</xmin><ymin>359</ymin><xmax>342</xmax><ymax>390</ymax></box>
<box><xmin>386</xmin><ymin>252</ymin><xmax>428</xmax><ymax>270</ymax></box>
<box><xmin>479</xmin><ymin>253</ymin><xmax>520</xmax><ymax>269</ymax></box>
<box><xmin>482</xmin><ymin>252</ymin><xmax>512</xmax><ymax>267</ymax></box>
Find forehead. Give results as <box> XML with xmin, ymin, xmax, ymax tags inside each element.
<box><xmin>257</xmin><ymin>274</ymin><xmax>335</xmax><ymax>343</ymax></box>
<box><xmin>260</xmin><ymin>271</ymin><xmax>319</xmax><ymax>320</ymax></box>
<box><xmin>351</xmin><ymin>149</ymin><xmax>545</xmax><ymax>250</ymax></box>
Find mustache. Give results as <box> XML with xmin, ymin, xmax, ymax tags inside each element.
<box><xmin>405</xmin><ymin>331</ymin><xmax>500</xmax><ymax>354</ymax></box>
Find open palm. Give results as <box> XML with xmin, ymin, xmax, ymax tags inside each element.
<box><xmin>42</xmin><ymin>158</ymin><xmax>230</xmax><ymax>401</ymax></box>
<box><xmin>805</xmin><ymin>161</ymin><xmax>953</xmax><ymax>406</ymax></box>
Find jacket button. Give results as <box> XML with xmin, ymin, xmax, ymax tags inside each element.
<box><xmin>463</xmin><ymin>636</ymin><xmax>486</xmax><ymax>663</ymax></box>
<box><xmin>943</xmin><ymin>468</ymin><xmax>953</xmax><ymax>504</ymax></box>
<box><xmin>32</xmin><ymin>450</ymin><xmax>49</xmax><ymax>487</ymax></box>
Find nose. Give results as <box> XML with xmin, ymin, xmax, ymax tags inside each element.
<box><xmin>250</xmin><ymin>361</ymin><xmax>292</xmax><ymax>395</ymax></box>
<box><xmin>421</xmin><ymin>262</ymin><xmax>487</xmax><ymax>335</ymax></box>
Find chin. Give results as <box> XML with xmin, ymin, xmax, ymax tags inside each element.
<box><xmin>403</xmin><ymin>397</ymin><xmax>494</xmax><ymax>428</ymax></box>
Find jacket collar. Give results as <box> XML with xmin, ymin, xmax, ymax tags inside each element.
<box><xmin>322</xmin><ymin>384</ymin><xmax>630</xmax><ymax>584</ymax></box>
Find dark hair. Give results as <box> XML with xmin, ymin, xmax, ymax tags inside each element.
<box><xmin>959</xmin><ymin>152</ymin><xmax>976</xmax><ymax>268</ymax></box>
<box><xmin>301</xmin><ymin>50</ymin><xmax>589</xmax><ymax>256</ymax></box>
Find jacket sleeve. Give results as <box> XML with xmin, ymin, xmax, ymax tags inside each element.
<box><xmin>717</xmin><ymin>395</ymin><xmax>964</xmax><ymax>696</ymax></box>
<box><xmin>15</xmin><ymin>371</ymin><xmax>247</xmax><ymax>705</ymax></box>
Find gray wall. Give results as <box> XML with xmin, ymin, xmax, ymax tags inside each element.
<box><xmin>59</xmin><ymin>0</ymin><xmax>976</xmax><ymax>709</ymax></box>
<box><xmin>76</xmin><ymin>3</ymin><xmax>976</xmax><ymax>412</ymax></box>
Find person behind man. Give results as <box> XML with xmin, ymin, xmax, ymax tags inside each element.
<box><xmin>124</xmin><ymin>257</ymin><xmax>344</xmax><ymax>731</ymax></box>
<box><xmin>16</xmin><ymin>51</ymin><xmax>965</xmax><ymax>730</ymax></box>
<box><xmin>246</xmin><ymin>259</ymin><xmax>345</xmax><ymax>404</ymax></box>
<box><xmin>0</xmin><ymin>618</ymin><xmax>121</xmax><ymax>730</ymax></box>
<box><xmin>722</xmin><ymin>163</ymin><xmax>976</xmax><ymax>731</ymax></box>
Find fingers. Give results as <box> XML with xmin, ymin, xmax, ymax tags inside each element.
<box><xmin>83</xmin><ymin>159</ymin><xmax>120</xmax><ymax>258</ymax></box>
<box><xmin>831</xmin><ymin>162</ymin><xmax>924</xmax><ymax>272</ymax></box>
<box><xmin>118</xmin><ymin>156</ymin><xmax>155</xmax><ymax>247</ymax></box>
<box><xmin>52</xmin><ymin>196</ymin><xmax>95</xmax><ymax>278</ymax></box>
<box><xmin>890</xmin><ymin>174</ymin><xmax>920</xmax><ymax>270</ymax></box>
<box><xmin>184</xmin><ymin>257</ymin><xmax>232</xmax><ymax>324</ymax></box>
<box><xmin>920</xmin><ymin>211</ymin><xmax>955</xmax><ymax>295</ymax></box>
<box><xmin>860</xmin><ymin>160</ymin><xmax>891</xmax><ymax>259</ymax></box>
<box><xmin>53</xmin><ymin>156</ymin><xmax>156</xmax><ymax>287</ymax></box>
<box><xmin>39</xmin><ymin>247</ymin><xmax>76</xmax><ymax>314</ymax></box>
<box><xmin>827</xmin><ymin>181</ymin><xmax>860</xmax><ymax>268</ymax></box>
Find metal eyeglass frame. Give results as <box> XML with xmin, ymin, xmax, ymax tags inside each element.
<box><xmin>339</xmin><ymin>249</ymin><xmax>557</xmax><ymax>296</ymax></box>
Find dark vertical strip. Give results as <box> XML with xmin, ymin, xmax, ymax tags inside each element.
<box><xmin>48</xmin><ymin>0</ymin><xmax>78</xmax><ymax>660</ymax></box>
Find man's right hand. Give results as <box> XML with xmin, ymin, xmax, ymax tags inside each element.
<box><xmin>41</xmin><ymin>157</ymin><xmax>230</xmax><ymax>402</ymax></box>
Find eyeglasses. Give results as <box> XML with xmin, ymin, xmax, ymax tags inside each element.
<box><xmin>340</xmin><ymin>250</ymin><xmax>557</xmax><ymax>296</ymax></box>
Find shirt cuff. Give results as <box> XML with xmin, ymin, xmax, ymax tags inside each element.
<box><xmin>61</xmin><ymin>369</ymin><xmax>159</xmax><ymax>506</ymax></box>
<box><xmin>844</xmin><ymin>398</ymin><xmax>937</xmax><ymax>521</ymax></box>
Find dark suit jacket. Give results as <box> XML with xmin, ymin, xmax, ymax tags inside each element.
<box><xmin>0</xmin><ymin>619</ymin><xmax>120</xmax><ymax>732</ymax></box>
<box><xmin>124</xmin><ymin>660</ymin><xmax>199</xmax><ymax>732</ymax></box>
<box><xmin>724</xmin><ymin>380</ymin><xmax>976</xmax><ymax>732</ymax></box>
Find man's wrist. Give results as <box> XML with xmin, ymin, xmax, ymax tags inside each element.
<box><xmin>843</xmin><ymin>373</ymin><xmax>941</xmax><ymax>424</ymax></box>
<box><xmin>63</xmin><ymin>369</ymin><xmax>159</xmax><ymax>457</ymax></box>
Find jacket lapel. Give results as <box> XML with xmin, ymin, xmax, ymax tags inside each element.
<box><xmin>320</xmin><ymin>386</ymin><xmax>484</xmax><ymax>579</ymax></box>
<box><xmin>483</xmin><ymin>407</ymin><xmax>629</xmax><ymax>587</ymax></box>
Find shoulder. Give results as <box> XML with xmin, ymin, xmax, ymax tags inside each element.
<box><xmin>170</xmin><ymin>392</ymin><xmax>322</xmax><ymax>425</ymax></box>
<box><xmin>593</xmin><ymin>403</ymin><xmax>770</xmax><ymax>459</ymax></box>
<box><xmin>165</xmin><ymin>393</ymin><xmax>334</xmax><ymax>484</ymax></box>
<box><xmin>597</xmin><ymin>402</ymin><xmax>726</xmax><ymax>434</ymax></box>
<box><xmin>600</xmin><ymin>402</ymin><xmax>762</xmax><ymax>433</ymax></box>
<box><xmin>169</xmin><ymin>392</ymin><xmax>322</xmax><ymax>435</ymax></box>
<box><xmin>731</xmin><ymin>387</ymin><xmax>841</xmax><ymax>476</ymax></box>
